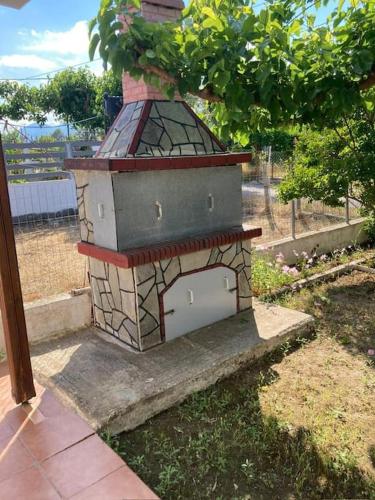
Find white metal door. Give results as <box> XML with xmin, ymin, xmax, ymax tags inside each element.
<box><xmin>163</xmin><ymin>266</ymin><xmax>237</xmax><ymax>341</ymax></box>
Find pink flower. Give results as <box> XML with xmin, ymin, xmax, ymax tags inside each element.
<box><xmin>282</xmin><ymin>265</ymin><xmax>290</xmax><ymax>274</ymax></box>
<box><xmin>276</xmin><ymin>252</ymin><xmax>284</xmax><ymax>263</ymax></box>
<box><xmin>368</xmin><ymin>349</ymin><xmax>375</xmax><ymax>356</ymax></box>
<box><xmin>293</xmin><ymin>250</ymin><xmax>299</xmax><ymax>257</ymax></box>
<box><xmin>301</xmin><ymin>251</ymin><xmax>309</xmax><ymax>259</ymax></box>
<box><xmin>320</xmin><ymin>254</ymin><xmax>328</xmax><ymax>261</ymax></box>
<box><xmin>289</xmin><ymin>267</ymin><xmax>299</xmax><ymax>276</ymax></box>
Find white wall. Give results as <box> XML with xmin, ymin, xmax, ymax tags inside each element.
<box><xmin>9</xmin><ymin>179</ymin><xmax>77</xmax><ymax>217</ymax></box>
<box><xmin>0</xmin><ymin>290</ymin><xmax>92</xmax><ymax>353</ymax></box>
<box><xmin>253</xmin><ymin>218</ymin><xmax>368</xmax><ymax>264</ymax></box>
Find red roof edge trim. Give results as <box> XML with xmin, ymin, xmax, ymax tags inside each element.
<box><xmin>77</xmin><ymin>227</ymin><xmax>262</xmax><ymax>269</ymax></box>
<box><xmin>65</xmin><ymin>152</ymin><xmax>252</xmax><ymax>172</ymax></box>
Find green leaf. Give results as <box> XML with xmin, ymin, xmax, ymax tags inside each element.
<box><xmin>145</xmin><ymin>49</ymin><xmax>156</xmax><ymax>59</ymax></box>
<box><xmin>89</xmin><ymin>33</ymin><xmax>100</xmax><ymax>61</ymax></box>
<box><xmin>202</xmin><ymin>17</ymin><xmax>224</xmax><ymax>32</ymax></box>
<box><xmin>99</xmin><ymin>0</ymin><xmax>112</xmax><ymax>17</ymax></box>
<box><xmin>88</xmin><ymin>17</ymin><xmax>97</xmax><ymax>38</ymax></box>
<box><xmin>128</xmin><ymin>0</ymin><xmax>140</xmax><ymax>8</ymax></box>
<box><xmin>242</xmin><ymin>15</ymin><xmax>255</xmax><ymax>35</ymax></box>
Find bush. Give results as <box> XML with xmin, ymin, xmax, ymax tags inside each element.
<box><xmin>249</xmin><ymin>129</ymin><xmax>295</xmax><ymax>155</ymax></box>
<box><xmin>252</xmin><ymin>252</ymin><xmax>295</xmax><ymax>296</ymax></box>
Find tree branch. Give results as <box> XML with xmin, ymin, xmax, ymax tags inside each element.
<box><xmin>137</xmin><ymin>60</ymin><xmax>375</xmax><ymax>106</ymax></box>
<box><xmin>359</xmin><ymin>69</ymin><xmax>375</xmax><ymax>91</ymax></box>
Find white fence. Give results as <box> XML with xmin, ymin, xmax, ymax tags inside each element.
<box><xmin>9</xmin><ymin>179</ymin><xmax>77</xmax><ymax>218</ymax></box>
<box><xmin>4</xmin><ymin>139</ymin><xmax>100</xmax><ymax>220</ymax></box>
<box><xmin>4</xmin><ymin>139</ymin><xmax>100</xmax><ymax>182</ymax></box>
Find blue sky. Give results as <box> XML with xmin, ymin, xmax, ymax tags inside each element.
<box><xmin>0</xmin><ymin>0</ymin><xmax>101</xmax><ymax>82</ymax></box>
<box><xmin>0</xmin><ymin>0</ymin><xmax>338</xmax><ymax>85</ymax></box>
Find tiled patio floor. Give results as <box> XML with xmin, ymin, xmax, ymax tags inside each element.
<box><xmin>0</xmin><ymin>362</ymin><xmax>158</xmax><ymax>499</ymax></box>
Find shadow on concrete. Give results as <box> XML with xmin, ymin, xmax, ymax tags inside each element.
<box><xmin>30</xmin><ymin>302</ymin><xmax>313</xmax><ymax>433</ymax></box>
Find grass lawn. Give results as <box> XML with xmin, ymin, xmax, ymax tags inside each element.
<box><xmin>112</xmin><ymin>268</ymin><xmax>375</xmax><ymax>499</ymax></box>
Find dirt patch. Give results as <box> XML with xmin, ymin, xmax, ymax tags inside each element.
<box><xmin>14</xmin><ymin>218</ymin><xmax>87</xmax><ymax>302</ymax></box>
<box><xmin>114</xmin><ymin>271</ymin><xmax>375</xmax><ymax>499</ymax></box>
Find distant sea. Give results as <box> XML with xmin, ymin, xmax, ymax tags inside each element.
<box><xmin>19</xmin><ymin>123</ymin><xmax>77</xmax><ymax>140</ymax></box>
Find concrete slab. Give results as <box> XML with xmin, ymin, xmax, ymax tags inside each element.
<box><xmin>31</xmin><ymin>300</ymin><xmax>314</xmax><ymax>434</ymax></box>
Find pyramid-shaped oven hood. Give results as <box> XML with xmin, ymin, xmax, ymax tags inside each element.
<box><xmin>96</xmin><ymin>100</ymin><xmax>225</xmax><ymax>159</ymax></box>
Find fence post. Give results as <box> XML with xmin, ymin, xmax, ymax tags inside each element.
<box><xmin>65</xmin><ymin>142</ymin><xmax>74</xmax><ymax>181</ymax></box>
<box><xmin>65</xmin><ymin>142</ymin><xmax>73</xmax><ymax>159</ymax></box>
<box><xmin>291</xmin><ymin>199</ymin><xmax>296</xmax><ymax>239</ymax></box>
<box><xmin>262</xmin><ymin>147</ymin><xmax>272</xmax><ymax>216</ymax></box>
<box><xmin>345</xmin><ymin>195</ymin><xmax>350</xmax><ymax>224</ymax></box>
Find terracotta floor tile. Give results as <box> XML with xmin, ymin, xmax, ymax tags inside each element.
<box><xmin>4</xmin><ymin>403</ymin><xmax>46</xmax><ymax>435</ymax></box>
<box><xmin>0</xmin><ymin>435</ymin><xmax>35</xmax><ymax>482</ymax></box>
<box><xmin>0</xmin><ymin>465</ymin><xmax>60</xmax><ymax>500</ymax></box>
<box><xmin>36</xmin><ymin>389</ymin><xmax>71</xmax><ymax>419</ymax></box>
<box><xmin>0</xmin><ymin>390</ymin><xmax>15</xmax><ymax>418</ymax></box>
<box><xmin>0</xmin><ymin>420</ymin><xmax>14</xmax><ymax>442</ymax></box>
<box><xmin>71</xmin><ymin>464</ymin><xmax>159</xmax><ymax>500</ymax></box>
<box><xmin>42</xmin><ymin>434</ymin><xmax>124</xmax><ymax>498</ymax></box>
<box><xmin>0</xmin><ymin>361</ymin><xmax>9</xmax><ymax>380</ymax></box>
<box><xmin>19</xmin><ymin>411</ymin><xmax>94</xmax><ymax>462</ymax></box>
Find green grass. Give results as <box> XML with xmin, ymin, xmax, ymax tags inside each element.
<box><xmin>114</xmin><ymin>330</ymin><xmax>374</xmax><ymax>499</ymax></box>
<box><xmin>251</xmin><ymin>252</ymin><xmax>294</xmax><ymax>296</ymax></box>
<box><xmin>252</xmin><ymin>245</ymin><xmax>373</xmax><ymax>297</ymax></box>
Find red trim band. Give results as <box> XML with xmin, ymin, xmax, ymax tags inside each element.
<box><xmin>65</xmin><ymin>152</ymin><xmax>251</xmax><ymax>172</ymax></box>
<box><xmin>78</xmin><ymin>227</ymin><xmax>262</xmax><ymax>268</ymax></box>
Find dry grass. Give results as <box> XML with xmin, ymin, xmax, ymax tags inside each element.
<box><xmin>243</xmin><ymin>191</ymin><xmax>360</xmax><ymax>244</ymax></box>
<box><xmin>14</xmin><ymin>217</ymin><xmax>87</xmax><ymax>302</ymax></box>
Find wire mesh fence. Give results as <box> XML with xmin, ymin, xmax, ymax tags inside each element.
<box><xmin>5</xmin><ymin>142</ymin><xmax>364</xmax><ymax>302</ymax></box>
<box><xmin>242</xmin><ymin>150</ymin><xmax>362</xmax><ymax>244</ymax></box>
<box><xmin>5</xmin><ymin>140</ymin><xmax>99</xmax><ymax>302</ymax></box>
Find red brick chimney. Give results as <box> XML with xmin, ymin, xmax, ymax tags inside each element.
<box><xmin>122</xmin><ymin>0</ymin><xmax>184</xmax><ymax>103</ymax></box>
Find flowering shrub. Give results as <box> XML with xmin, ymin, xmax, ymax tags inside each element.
<box><xmin>252</xmin><ymin>243</ymin><xmax>367</xmax><ymax>297</ymax></box>
<box><xmin>252</xmin><ymin>252</ymin><xmax>295</xmax><ymax>296</ymax></box>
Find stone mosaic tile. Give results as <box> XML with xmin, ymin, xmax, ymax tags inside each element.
<box><xmin>136</xmin><ymin>101</ymin><xmax>224</xmax><ymax>157</ymax></box>
<box><xmin>88</xmin><ymin>241</ymin><xmax>252</xmax><ymax>351</ymax></box>
<box><xmin>97</xmin><ymin>101</ymin><xmax>144</xmax><ymax>158</ymax></box>
<box><xmin>96</xmin><ymin>100</ymin><xmax>224</xmax><ymax>159</ymax></box>
<box><xmin>74</xmin><ymin>171</ymin><xmax>94</xmax><ymax>244</ymax></box>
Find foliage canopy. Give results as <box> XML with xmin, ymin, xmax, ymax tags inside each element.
<box><xmin>90</xmin><ymin>0</ymin><xmax>375</xmax><ymax>145</ymax></box>
<box><xmin>278</xmin><ymin>89</ymin><xmax>375</xmax><ymax>216</ymax></box>
<box><xmin>0</xmin><ymin>69</ymin><xmax>122</xmax><ymax>132</ymax></box>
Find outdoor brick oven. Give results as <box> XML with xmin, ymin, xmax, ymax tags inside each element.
<box><xmin>66</xmin><ymin>0</ymin><xmax>261</xmax><ymax>351</ymax></box>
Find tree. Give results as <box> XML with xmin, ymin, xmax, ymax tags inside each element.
<box><xmin>40</xmin><ymin>68</ymin><xmax>122</xmax><ymax>130</ymax></box>
<box><xmin>40</xmin><ymin>68</ymin><xmax>101</xmax><ymax>129</ymax></box>
<box><xmin>0</xmin><ymin>81</ymin><xmax>45</xmax><ymax>123</ymax></box>
<box><xmin>89</xmin><ymin>0</ymin><xmax>375</xmax><ymax>145</ymax></box>
<box><xmin>278</xmin><ymin>89</ymin><xmax>375</xmax><ymax>217</ymax></box>
<box><xmin>0</xmin><ymin>69</ymin><xmax>122</xmax><ymax>133</ymax></box>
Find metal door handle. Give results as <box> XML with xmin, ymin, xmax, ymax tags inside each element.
<box><xmin>155</xmin><ymin>201</ymin><xmax>163</xmax><ymax>220</ymax></box>
<box><xmin>208</xmin><ymin>193</ymin><xmax>214</xmax><ymax>212</ymax></box>
<box><xmin>187</xmin><ymin>289</ymin><xmax>194</xmax><ymax>304</ymax></box>
<box><xmin>98</xmin><ymin>203</ymin><xmax>104</xmax><ymax>219</ymax></box>
<box><xmin>224</xmin><ymin>276</ymin><xmax>229</xmax><ymax>290</ymax></box>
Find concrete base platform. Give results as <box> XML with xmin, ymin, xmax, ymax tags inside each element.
<box><xmin>31</xmin><ymin>300</ymin><xmax>314</xmax><ymax>434</ymax></box>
